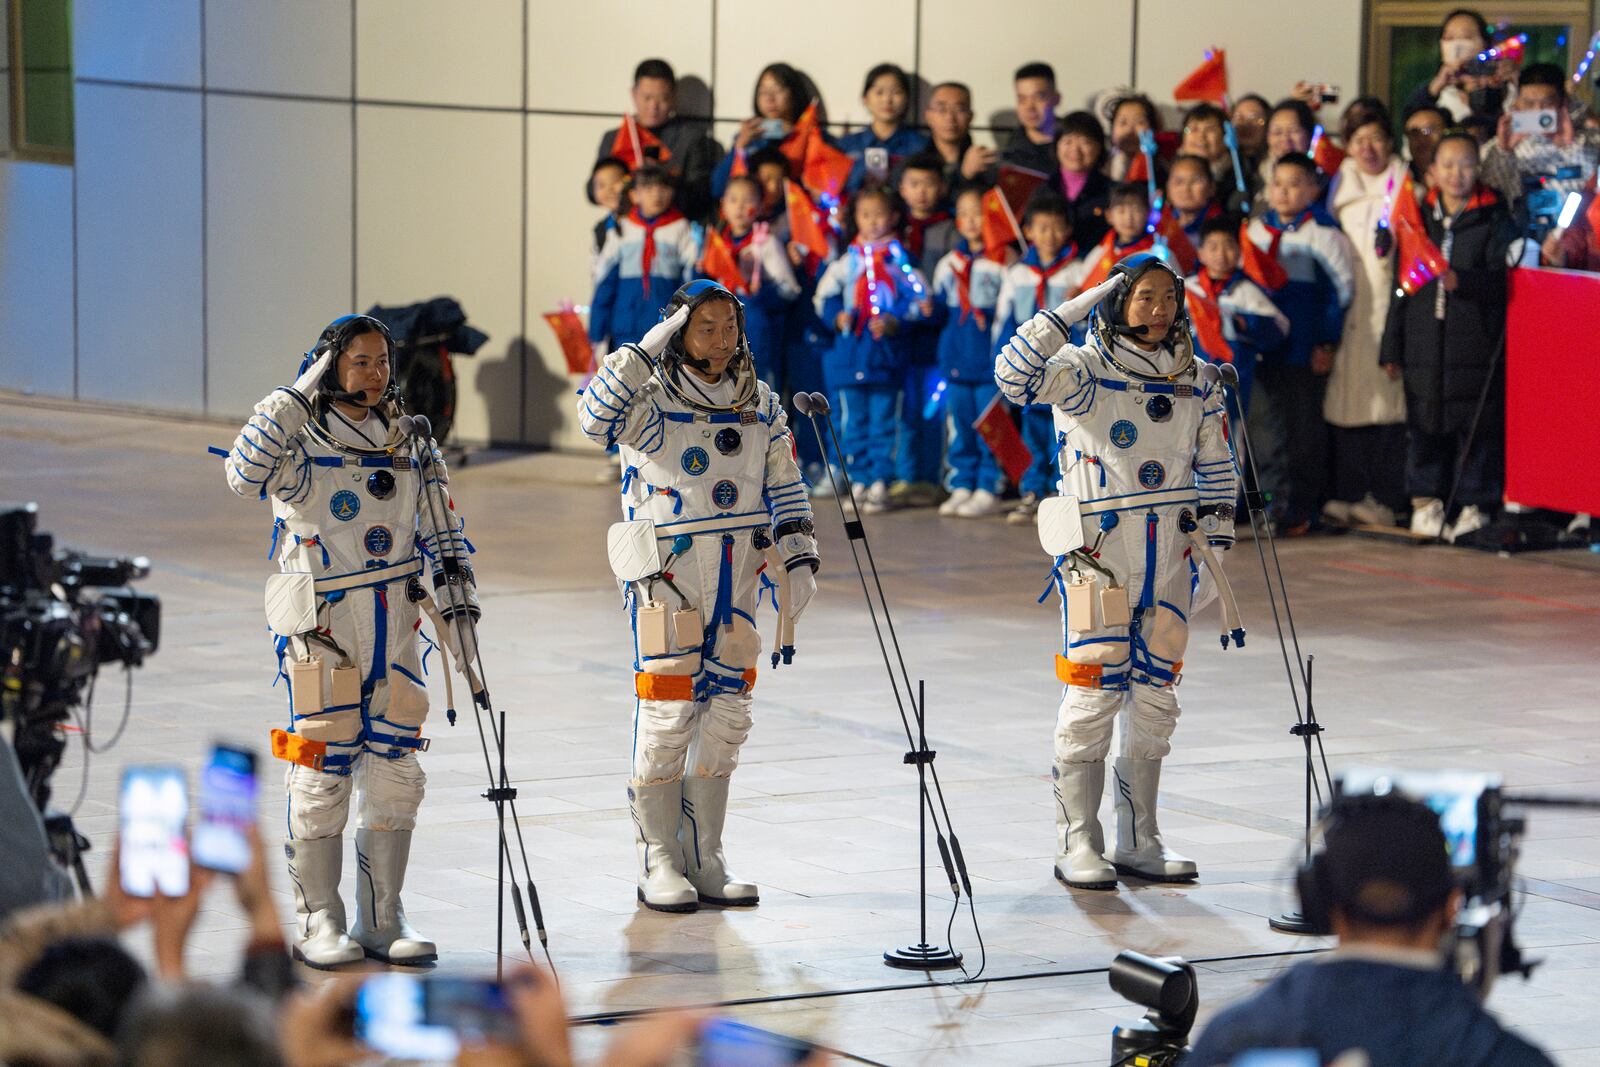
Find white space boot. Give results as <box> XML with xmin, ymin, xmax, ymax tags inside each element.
<box><xmin>350</xmin><ymin>829</ymin><xmax>438</xmax><ymax>964</ymax></box>
<box><xmin>679</xmin><ymin>776</ymin><xmax>759</xmax><ymax>906</ymax></box>
<box><xmin>1053</xmin><ymin>761</ymin><xmax>1117</xmax><ymax>890</ymax></box>
<box><xmin>1110</xmin><ymin>757</ymin><xmax>1198</xmax><ymax>882</ymax></box>
<box><xmin>630</xmin><ymin>781</ymin><xmax>698</xmax><ymax>912</ymax></box>
<box><xmin>284</xmin><ymin>836</ymin><xmax>364</xmax><ymax>969</ymax></box>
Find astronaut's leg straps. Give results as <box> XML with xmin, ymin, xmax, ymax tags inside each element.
<box><xmin>633</xmin><ymin>652</ymin><xmax>700</xmax><ymax>786</ymax></box>
<box><xmin>273</xmin><ymin>653</ymin><xmax>362</xmax><ymax>773</ymax></box>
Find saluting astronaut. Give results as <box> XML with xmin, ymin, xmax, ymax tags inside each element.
<box><xmin>223</xmin><ymin>315</ymin><xmax>476</xmax><ymax>966</ymax></box>
<box><xmin>578</xmin><ymin>279</ymin><xmax>819</xmax><ymax>912</ymax></box>
<box><xmin>995</xmin><ymin>254</ymin><xmax>1242</xmax><ymax>892</ymax></box>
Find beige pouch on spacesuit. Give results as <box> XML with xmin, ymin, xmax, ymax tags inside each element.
<box><xmin>637</xmin><ymin>600</ymin><xmax>669</xmax><ymax>657</ymax></box>
<box><xmin>265</xmin><ymin>572</ymin><xmax>317</xmax><ymax>637</ymax></box>
<box><xmin>671</xmin><ymin>608</ymin><xmax>702</xmax><ymax>650</ymax></box>
<box><xmin>719</xmin><ymin>615</ymin><xmax>762</xmax><ymax>670</ymax></box>
<box><xmin>289</xmin><ymin>658</ymin><xmax>324</xmax><ymax>717</ymax></box>
<box><xmin>1100</xmin><ymin>584</ymin><xmax>1132</xmax><ymax>627</ymax></box>
<box><xmin>290</xmin><ymin>659</ymin><xmax>361</xmax><ymax>743</ymax></box>
<box><xmin>1065</xmin><ymin>576</ymin><xmax>1097</xmax><ymax>632</ymax></box>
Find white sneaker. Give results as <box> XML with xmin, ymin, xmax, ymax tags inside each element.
<box><xmin>1448</xmin><ymin>505</ymin><xmax>1489</xmax><ymax>543</ymax></box>
<box><xmin>1005</xmin><ymin>492</ymin><xmax>1041</xmax><ymax>526</ymax></box>
<box><xmin>1321</xmin><ymin>499</ymin><xmax>1354</xmax><ymax>525</ymax></box>
<box><xmin>1410</xmin><ymin>497</ymin><xmax>1446</xmax><ymax>537</ymax></box>
<box><xmin>1349</xmin><ymin>493</ymin><xmax>1398</xmax><ymax>528</ymax></box>
<box><xmin>956</xmin><ymin>488</ymin><xmax>1004</xmax><ymax>517</ymax></box>
<box><xmin>859</xmin><ymin>480</ymin><xmax>892</xmax><ymax>514</ymax></box>
<box><xmin>938</xmin><ymin>488</ymin><xmax>973</xmax><ymax>516</ymax></box>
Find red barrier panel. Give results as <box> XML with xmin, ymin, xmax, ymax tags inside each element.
<box><xmin>1505</xmin><ymin>267</ymin><xmax>1600</xmax><ymax>515</ymax></box>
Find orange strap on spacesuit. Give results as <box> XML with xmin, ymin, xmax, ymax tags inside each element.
<box><xmin>271</xmin><ymin>728</ymin><xmax>326</xmax><ymax>771</ymax></box>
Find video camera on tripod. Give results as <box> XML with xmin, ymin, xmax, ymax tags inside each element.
<box><xmin>0</xmin><ymin>502</ymin><xmax>160</xmax><ymax>890</ymax></box>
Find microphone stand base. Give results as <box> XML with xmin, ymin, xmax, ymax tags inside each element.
<box><xmin>884</xmin><ymin>943</ymin><xmax>964</xmax><ymax>970</ymax></box>
<box><xmin>1269</xmin><ymin>910</ymin><xmax>1318</xmax><ymax>935</ymax></box>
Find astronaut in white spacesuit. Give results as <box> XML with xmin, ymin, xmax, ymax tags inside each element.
<box><xmin>995</xmin><ymin>254</ymin><xmax>1240</xmax><ymax>892</ymax></box>
<box><xmin>224</xmin><ymin>314</ymin><xmax>476</xmax><ymax>966</ymax></box>
<box><xmin>578</xmin><ymin>279</ymin><xmax>820</xmax><ymax>913</ymax></box>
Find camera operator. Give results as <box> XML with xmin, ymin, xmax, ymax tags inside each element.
<box><xmin>1480</xmin><ymin>63</ymin><xmax>1600</xmax><ymax>233</ymax></box>
<box><xmin>1185</xmin><ymin>793</ymin><xmax>1553</xmax><ymax>1067</ymax></box>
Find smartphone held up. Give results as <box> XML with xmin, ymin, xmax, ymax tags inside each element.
<box><xmin>117</xmin><ymin>742</ymin><xmax>260</xmax><ymax>897</ymax></box>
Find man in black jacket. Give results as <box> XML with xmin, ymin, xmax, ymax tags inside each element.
<box><xmin>593</xmin><ymin>59</ymin><xmax>722</xmax><ymax>223</ymax></box>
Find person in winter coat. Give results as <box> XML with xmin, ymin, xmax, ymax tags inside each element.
<box><xmin>1323</xmin><ymin>100</ymin><xmax>1409</xmax><ymax>527</ymax></box>
<box><xmin>1380</xmin><ymin>132</ymin><xmax>1516</xmax><ymax>540</ymax></box>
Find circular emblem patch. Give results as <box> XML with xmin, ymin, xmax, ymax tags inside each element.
<box><xmin>681</xmin><ymin>447</ymin><xmax>710</xmax><ymax>476</ymax></box>
<box><xmin>364</xmin><ymin>525</ymin><xmax>394</xmax><ymax>556</ymax></box>
<box><xmin>712</xmin><ymin>479</ymin><xmax>740</xmax><ymax>510</ymax></box>
<box><xmin>1110</xmin><ymin>419</ymin><xmax>1138</xmax><ymax>449</ymax></box>
<box><xmin>366</xmin><ymin>469</ymin><xmax>396</xmax><ymax>499</ymax></box>
<box><xmin>1138</xmin><ymin>461</ymin><xmax>1166</xmax><ymax>489</ymax></box>
<box><xmin>329</xmin><ymin>489</ymin><xmax>361</xmax><ymax>521</ymax></box>
<box><xmin>714</xmin><ymin>427</ymin><xmax>742</xmax><ymax>455</ymax></box>
<box><xmin>1145</xmin><ymin>395</ymin><xmax>1173</xmax><ymax>422</ymax></box>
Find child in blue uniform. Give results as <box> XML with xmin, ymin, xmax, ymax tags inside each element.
<box><xmin>1187</xmin><ymin>214</ymin><xmax>1288</xmax><ymax>415</ymax></box>
<box><xmin>894</xmin><ymin>153</ymin><xmax>956</xmax><ymax>505</ymax></box>
<box><xmin>931</xmin><ymin>184</ymin><xmax>1009</xmax><ymax>517</ymax></box>
<box><xmin>838</xmin><ymin>64</ymin><xmax>930</xmax><ymax>194</ymax></box>
<box><xmin>590</xmin><ymin>165</ymin><xmax>701</xmax><ymax>349</ymax></box>
<box><xmin>814</xmin><ymin>187</ymin><xmax>930</xmax><ymax>512</ymax></box>
<box><xmin>991</xmin><ymin>192</ymin><xmax>1089</xmax><ymax>524</ymax></box>
<box><xmin>711</xmin><ymin>175</ymin><xmax>801</xmax><ymax>389</ymax></box>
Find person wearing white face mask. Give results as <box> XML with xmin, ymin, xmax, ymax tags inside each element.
<box><xmin>1322</xmin><ymin>99</ymin><xmax>1410</xmax><ymax>529</ymax></box>
<box><xmin>578</xmin><ymin>280</ymin><xmax>819</xmax><ymax>913</ymax></box>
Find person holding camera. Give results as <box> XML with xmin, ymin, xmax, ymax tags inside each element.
<box><xmin>1402</xmin><ymin>9</ymin><xmax>1509</xmax><ymax>126</ymax></box>
<box><xmin>222</xmin><ymin>315</ymin><xmax>477</xmax><ymax>968</ymax></box>
<box><xmin>577</xmin><ymin>280</ymin><xmax>819</xmax><ymax>913</ymax></box>
<box><xmin>1480</xmin><ymin>63</ymin><xmax>1600</xmax><ymax>224</ymax></box>
<box><xmin>1185</xmin><ymin>792</ymin><xmax>1554</xmax><ymax>1067</ymax></box>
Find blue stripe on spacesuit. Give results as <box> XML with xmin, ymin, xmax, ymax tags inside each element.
<box><xmin>1157</xmin><ymin>600</ymin><xmax>1187</xmax><ymax>622</ymax></box>
<box><xmin>390</xmin><ymin>662</ymin><xmax>424</xmax><ymax>689</ymax></box>
<box><xmin>1140</xmin><ymin>513</ymin><xmax>1158</xmax><ymax>610</ymax></box>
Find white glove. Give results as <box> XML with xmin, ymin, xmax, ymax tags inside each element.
<box><xmin>787</xmin><ymin>566</ymin><xmax>816</xmax><ymax>622</ymax></box>
<box><xmin>637</xmin><ymin>304</ymin><xmax>692</xmax><ymax>359</ymax></box>
<box><xmin>1051</xmin><ymin>274</ymin><xmax>1127</xmax><ymax>327</ymax></box>
<box><xmin>291</xmin><ymin>348</ymin><xmax>336</xmax><ymax>399</ymax></box>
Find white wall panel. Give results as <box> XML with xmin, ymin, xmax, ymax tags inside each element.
<box><xmin>716</xmin><ymin>0</ymin><xmax>916</xmax><ymax>130</ymax></box>
<box><xmin>206</xmin><ymin>96</ymin><xmax>352</xmax><ymax>419</ymax></box>
<box><xmin>74</xmin><ymin>84</ymin><xmax>204</xmax><ymax>412</ymax></box>
<box><xmin>528</xmin><ymin>0</ymin><xmax>713</xmax><ymax>117</ymax></box>
<box><xmin>0</xmin><ymin>161</ymin><xmax>74</xmax><ymax>397</ymax></box>
<box><xmin>74</xmin><ymin>0</ymin><xmax>202</xmax><ymax>87</ymax></box>
<box><xmin>205</xmin><ymin>0</ymin><xmax>353</xmax><ymax>98</ymax></box>
<box><xmin>525</xmin><ymin>113</ymin><xmax>615</xmax><ymax>451</ymax></box>
<box><xmin>356</xmin><ymin>106</ymin><xmax>523</xmax><ymax>445</ymax></box>
<box><xmin>355</xmin><ymin>0</ymin><xmax>523</xmax><ymax>109</ymax></box>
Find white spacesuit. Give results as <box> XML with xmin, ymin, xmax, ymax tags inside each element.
<box><xmin>578</xmin><ymin>280</ymin><xmax>819</xmax><ymax>912</ymax></box>
<box><xmin>223</xmin><ymin>315</ymin><xmax>475</xmax><ymax>966</ymax></box>
<box><xmin>995</xmin><ymin>256</ymin><xmax>1239</xmax><ymax>891</ymax></box>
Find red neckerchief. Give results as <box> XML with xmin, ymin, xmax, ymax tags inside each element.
<box><xmin>950</xmin><ymin>248</ymin><xmax>986</xmax><ymax>330</ymax></box>
<box><xmin>851</xmin><ymin>240</ymin><xmax>898</xmax><ymax>335</ymax></box>
<box><xmin>629</xmin><ymin>206</ymin><xmax>684</xmax><ymax>297</ymax></box>
<box><xmin>905</xmin><ymin>211</ymin><xmax>951</xmax><ymax>260</ymax></box>
<box><xmin>1262</xmin><ymin>207</ymin><xmax>1314</xmax><ymax>246</ymax></box>
<box><xmin>721</xmin><ymin>225</ymin><xmax>756</xmax><ymax>292</ymax></box>
<box><xmin>1025</xmin><ymin>246</ymin><xmax>1078</xmax><ymax>311</ymax></box>
<box><xmin>1193</xmin><ymin>270</ymin><xmax>1230</xmax><ymax>303</ymax></box>
<box><xmin>1424</xmin><ymin>183</ymin><xmax>1498</xmax><ymax>215</ymax></box>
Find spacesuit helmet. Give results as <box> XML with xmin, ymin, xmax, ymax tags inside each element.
<box><xmin>661</xmin><ymin>279</ymin><xmax>752</xmax><ymax>373</ymax></box>
<box><xmin>299</xmin><ymin>314</ymin><xmax>399</xmax><ymax>407</ymax></box>
<box><xmin>1090</xmin><ymin>252</ymin><xmax>1191</xmax><ymax>346</ymax></box>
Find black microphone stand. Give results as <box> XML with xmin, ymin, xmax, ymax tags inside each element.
<box><xmin>401</xmin><ymin>414</ymin><xmax>554</xmax><ymax>979</ymax></box>
<box><xmin>1214</xmin><ymin>366</ymin><xmax>1332</xmax><ymax>934</ymax></box>
<box><xmin>793</xmin><ymin>392</ymin><xmax>976</xmax><ymax>972</ymax></box>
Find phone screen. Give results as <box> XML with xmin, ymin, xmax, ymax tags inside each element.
<box><xmin>193</xmin><ymin>744</ymin><xmax>258</xmax><ymax>873</ymax></box>
<box><xmin>696</xmin><ymin>1019</ymin><xmax>814</xmax><ymax>1067</ymax></box>
<box><xmin>355</xmin><ymin>975</ymin><xmax>521</xmax><ymax>1060</ymax></box>
<box><xmin>119</xmin><ymin>765</ymin><xmax>190</xmax><ymax>898</ymax></box>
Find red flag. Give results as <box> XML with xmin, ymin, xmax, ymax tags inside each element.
<box><xmin>543</xmin><ymin>307</ymin><xmax>593</xmax><ymax>375</ymax></box>
<box><xmin>609</xmin><ymin>115</ymin><xmax>671</xmax><ymax>171</ymax></box>
<box><xmin>1126</xmin><ymin>151</ymin><xmax>1149</xmax><ymax>184</ymax></box>
<box><xmin>778</xmin><ymin>101</ymin><xmax>820</xmax><ymax>172</ymax></box>
<box><xmin>1309</xmin><ymin>127</ymin><xmax>1346</xmax><ymax>176</ymax></box>
<box><xmin>1390</xmin><ymin>174</ymin><xmax>1448</xmax><ymax>295</ymax></box>
<box><xmin>784</xmin><ymin>180</ymin><xmax>831</xmax><ymax>257</ymax></box>
<box><xmin>981</xmin><ymin>164</ymin><xmax>1048</xmax><ymax>258</ymax></box>
<box><xmin>802</xmin><ymin>136</ymin><xmax>855</xmax><ymax>201</ymax></box>
<box><xmin>1074</xmin><ymin>232</ymin><xmax>1123</xmax><ymax>295</ymax></box>
<box><xmin>1150</xmin><ymin>205</ymin><xmax>1198</xmax><ymax>275</ymax></box>
<box><xmin>699</xmin><ymin>229</ymin><xmax>747</xmax><ymax>294</ymax></box>
<box><xmin>1185</xmin><ymin>289</ymin><xmax>1232</xmax><ymax>363</ymax></box>
<box><xmin>974</xmin><ymin>391</ymin><xmax>1033</xmax><ymax>485</ymax></box>
<box><xmin>728</xmin><ymin>147</ymin><xmax>748</xmax><ymax>178</ymax></box>
<box><xmin>1174</xmin><ymin>49</ymin><xmax>1228</xmax><ymax>104</ymax></box>
<box><xmin>1239</xmin><ymin>220</ymin><xmax>1289</xmax><ymax>291</ymax></box>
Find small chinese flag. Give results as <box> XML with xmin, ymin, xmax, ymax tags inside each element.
<box><xmin>981</xmin><ymin>164</ymin><xmax>1047</xmax><ymax>258</ymax></box>
<box><xmin>699</xmin><ymin>229</ymin><xmax>747</xmax><ymax>294</ymax></box>
<box><xmin>1309</xmin><ymin>127</ymin><xmax>1346</xmax><ymax>176</ymax></box>
<box><xmin>728</xmin><ymin>147</ymin><xmax>748</xmax><ymax>178</ymax></box>
<box><xmin>1174</xmin><ymin>49</ymin><xmax>1228</xmax><ymax>104</ymax></box>
<box><xmin>1074</xmin><ymin>231</ymin><xmax>1122</xmax><ymax>295</ymax></box>
<box><xmin>975</xmin><ymin>391</ymin><xmax>1033</xmax><ymax>486</ymax></box>
<box><xmin>1239</xmin><ymin>220</ymin><xmax>1289</xmax><ymax>291</ymax></box>
<box><xmin>802</xmin><ymin>136</ymin><xmax>855</xmax><ymax>201</ymax></box>
<box><xmin>544</xmin><ymin>307</ymin><xmax>593</xmax><ymax>375</ymax></box>
<box><xmin>1150</xmin><ymin>206</ymin><xmax>1198</xmax><ymax>275</ymax></box>
<box><xmin>785</xmin><ymin>180</ymin><xmax>831</xmax><ymax>257</ymax></box>
<box><xmin>1390</xmin><ymin>175</ymin><xmax>1449</xmax><ymax>295</ymax></box>
<box><xmin>1126</xmin><ymin>151</ymin><xmax>1150</xmax><ymax>184</ymax></box>
<box><xmin>1185</xmin><ymin>289</ymin><xmax>1232</xmax><ymax>364</ymax></box>
<box><xmin>609</xmin><ymin>114</ymin><xmax>672</xmax><ymax>171</ymax></box>
<box><xmin>779</xmin><ymin>101</ymin><xmax>820</xmax><ymax>172</ymax></box>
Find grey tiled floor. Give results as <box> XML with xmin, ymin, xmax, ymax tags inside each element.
<box><xmin>4</xmin><ymin>396</ymin><xmax>1598</xmax><ymax>1065</ymax></box>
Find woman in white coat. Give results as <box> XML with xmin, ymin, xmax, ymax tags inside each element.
<box><xmin>1323</xmin><ymin>99</ymin><xmax>1409</xmax><ymax>527</ymax></box>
